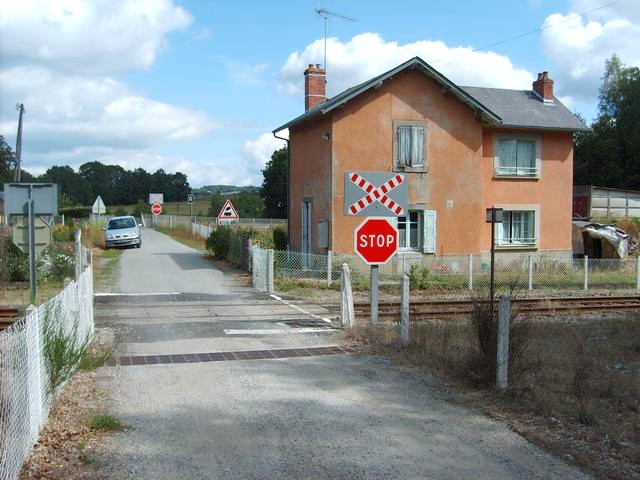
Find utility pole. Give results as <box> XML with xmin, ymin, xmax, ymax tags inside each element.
<box><xmin>14</xmin><ymin>103</ymin><xmax>25</xmax><ymax>182</ymax></box>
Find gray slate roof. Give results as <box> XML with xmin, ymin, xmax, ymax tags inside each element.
<box><xmin>273</xmin><ymin>56</ymin><xmax>589</xmax><ymax>133</ymax></box>
<box><xmin>461</xmin><ymin>86</ymin><xmax>588</xmax><ymax>132</ymax></box>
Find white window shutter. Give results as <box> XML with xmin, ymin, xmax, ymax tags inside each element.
<box><xmin>423</xmin><ymin>210</ymin><xmax>436</xmax><ymax>254</ymax></box>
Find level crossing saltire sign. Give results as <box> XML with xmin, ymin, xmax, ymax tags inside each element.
<box><xmin>148</xmin><ymin>193</ymin><xmax>164</xmax><ymax>205</ymax></box>
<box><xmin>344</xmin><ymin>171</ymin><xmax>408</xmax><ymax>217</ymax></box>
<box><xmin>218</xmin><ymin>199</ymin><xmax>239</xmax><ymax>224</ymax></box>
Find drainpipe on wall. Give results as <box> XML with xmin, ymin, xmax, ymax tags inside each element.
<box><xmin>273</xmin><ymin>131</ymin><xmax>290</xmax><ymax>250</ymax></box>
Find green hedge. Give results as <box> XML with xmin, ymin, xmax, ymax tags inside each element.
<box><xmin>59</xmin><ymin>206</ymin><xmax>92</xmax><ymax>218</ymax></box>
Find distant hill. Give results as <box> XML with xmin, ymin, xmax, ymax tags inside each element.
<box><xmin>192</xmin><ymin>185</ymin><xmax>260</xmax><ymax>197</ymax></box>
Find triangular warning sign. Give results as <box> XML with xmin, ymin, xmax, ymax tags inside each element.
<box><xmin>217</xmin><ymin>199</ymin><xmax>239</xmax><ymax>219</ymax></box>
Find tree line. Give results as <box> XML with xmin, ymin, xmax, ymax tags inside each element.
<box><xmin>575</xmin><ymin>55</ymin><xmax>640</xmax><ymax>190</ymax></box>
<box><xmin>0</xmin><ymin>145</ymin><xmax>190</xmax><ymax>207</ymax></box>
<box><xmin>1</xmin><ymin>139</ymin><xmax>288</xmax><ymax>218</ymax></box>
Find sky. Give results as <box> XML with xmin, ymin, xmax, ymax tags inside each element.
<box><xmin>0</xmin><ymin>0</ymin><xmax>639</xmax><ymax>188</ymax></box>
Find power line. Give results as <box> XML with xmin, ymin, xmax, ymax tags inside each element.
<box><xmin>429</xmin><ymin>0</ymin><xmax>624</xmax><ymax>67</ymax></box>
<box><xmin>470</xmin><ymin>0</ymin><xmax>624</xmax><ymax>54</ymax></box>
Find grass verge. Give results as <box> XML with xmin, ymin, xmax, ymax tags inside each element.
<box><xmin>156</xmin><ymin>225</ymin><xmax>206</xmax><ymax>252</ymax></box>
<box><xmin>345</xmin><ymin>312</ymin><xmax>640</xmax><ymax>479</ymax></box>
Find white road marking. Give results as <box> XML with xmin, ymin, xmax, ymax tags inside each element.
<box><xmin>224</xmin><ymin>327</ymin><xmax>335</xmax><ymax>335</ymax></box>
<box><xmin>269</xmin><ymin>294</ymin><xmax>334</xmax><ymax>324</ymax></box>
<box><xmin>94</xmin><ymin>292</ymin><xmax>181</xmax><ymax>297</ymax></box>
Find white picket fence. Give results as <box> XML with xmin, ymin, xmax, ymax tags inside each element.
<box><xmin>0</xmin><ymin>264</ymin><xmax>94</xmax><ymax>480</ymax></box>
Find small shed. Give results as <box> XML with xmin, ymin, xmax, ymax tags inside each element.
<box><xmin>572</xmin><ymin>220</ymin><xmax>630</xmax><ymax>258</ymax></box>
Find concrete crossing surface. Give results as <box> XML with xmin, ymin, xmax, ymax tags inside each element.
<box><xmin>94</xmin><ymin>229</ymin><xmax>589</xmax><ymax>480</ymax></box>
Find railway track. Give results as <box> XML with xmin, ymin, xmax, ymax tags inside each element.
<box><xmin>353</xmin><ymin>295</ymin><xmax>640</xmax><ymax>321</ymax></box>
<box><xmin>0</xmin><ymin>307</ymin><xmax>20</xmax><ymax>331</ymax></box>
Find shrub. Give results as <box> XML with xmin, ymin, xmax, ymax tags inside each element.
<box><xmin>205</xmin><ymin>226</ymin><xmax>231</xmax><ymax>258</ymax></box>
<box><xmin>38</xmin><ymin>243</ymin><xmax>75</xmax><ymax>281</ymax></box>
<box><xmin>42</xmin><ymin>304</ymin><xmax>91</xmax><ymax>393</ymax></box>
<box><xmin>52</xmin><ymin>224</ymin><xmax>76</xmax><ymax>242</ymax></box>
<box><xmin>2</xmin><ymin>240</ymin><xmax>28</xmax><ymax>282</ymax></box>
<box><xmin>131</xmin><ymin>200</ymin><xmax>146</xmax><ymax>218</ymax></box>
<box><xmin>60</xmin><ymin>206</ymin><xmax>92</xmax><ymax>218</ymax></box>
<box><xmin>273</xmin><ymin>226</ymin><xmax>287</xmax><ymax>251</ymax></box>
<box><xmin>114</xmin><ymin>207</ymin><xmax>127</xmax><ymax>216</ymax></box>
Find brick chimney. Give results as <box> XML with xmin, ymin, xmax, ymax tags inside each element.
<box><xmin>304</xmin><ymin>63</ymin><xmax>326</xmax><ymax>111</ymax></box>
<box><xmin>532</xmin><ymin>71</ymin><xmax>554</xmax><ymax>102</ymax></box>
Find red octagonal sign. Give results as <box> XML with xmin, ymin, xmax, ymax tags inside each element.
<box><xmin>151</xmin><ymin>203</ymin><xmax>162</xmax><ymax>215</ymax></box>
<box><xmin>354</xmin><ymin>218</ymin><xmax>398</xmax><ymax>265</ymax></box>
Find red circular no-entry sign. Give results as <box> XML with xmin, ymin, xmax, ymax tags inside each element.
<box><xmin>151</xmin><ymin>203</ymin><xmax>162</xmax><ymax>215</ymax></box>
<box><xmin>354</xmin><ymin>218</ymin><xmax>398</xmax><ymax>265</ymax></box>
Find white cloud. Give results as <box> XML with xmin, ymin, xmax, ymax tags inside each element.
<box><xmin>540</xmin><ymin>5</ymin><xmax>640</xmax><ymax>102</ymax></box>
<box><xmin>241</xmin><ymin>132</ymin><xmax>287</xmax><ymax>173</ymax></box>
<box><xmin>570</xmin><ymin>0</ymin><xmax>640</xmax><ymax>23</ymax></box>
<box><xmin>0</xmin><ymin>66</ymin><xmax>219</xmax><ymax>152</ymax></box>
<box><xmin>278</xmin><ymin>33</ymin><xmax>534</xmax><ymax>98</ymax></box>
<box><xmin>0</xmin><ymin>0</ymin><xmax>192</xmax><ymax>75</ymax></box>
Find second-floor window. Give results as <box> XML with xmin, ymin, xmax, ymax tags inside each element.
<box><xmin>495</xmin><ymin>137</ymin><xmax>539</xmax><ymax>177</ymax></box>
<box><xmin>393</xmin><ymin>120</ymin><xmax>427</xmax><ymax>172</ymax></box>
<box><xmin>398</xmin><ymin>125</ymin><xmax>425</xmax><ymax>167</ymax></box>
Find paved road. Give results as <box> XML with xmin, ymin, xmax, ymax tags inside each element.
<box><xmin>95</xmin><ymin>228</ymin><xmax>589</xmax><ymax>480</ymax></box>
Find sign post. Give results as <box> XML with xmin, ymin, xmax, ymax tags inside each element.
<box><xmin>354</xmin><ymin>218</ymin><xmax>399</xmax><ymax>326</ymax></box>
<box><xmin>486</xmin><ymin>207</ymin><xmax>504</xmax><ymax>322</ymax></box>
<box><xmin>345</xmin><ymin>171</ymin><xmax>407</xmax><ymax>327</ymax></box>
<box><xmin>187</xmin><ymin>193</ymin><xmax>194</xmax><ymax>220</ymax></box>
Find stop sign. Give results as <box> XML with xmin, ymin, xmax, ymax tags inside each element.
<box><xmin>151</xmin><ymin>203</ymin><xmax>162</xmax><ymax>215</ymax></box>
<box><xmin>354</xmin><ymin>218</ymin><xmax>398</xmax><ymax>265</ymax></box>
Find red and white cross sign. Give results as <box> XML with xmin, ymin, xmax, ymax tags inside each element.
<box><xmin>348</xmin><ymin>172</ymin><xmax>405</xmax><ymax>216</ymax></box>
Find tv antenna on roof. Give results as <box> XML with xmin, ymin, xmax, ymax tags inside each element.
<box><xmin>315</xmin><ymin>6</ymin><xmax>357</xmax><ymax>80</ymax></box>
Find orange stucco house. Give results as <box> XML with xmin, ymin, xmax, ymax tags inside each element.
<box><xmin>273</xmin><ymin>57</ymin><xmax>588</xmax><ymax>260</ymax></box>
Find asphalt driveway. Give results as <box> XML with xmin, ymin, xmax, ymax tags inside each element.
<box><xmin>94</xmin><ymin>228</ymin><xmax>589</xmax><ymax>479</ymax></box>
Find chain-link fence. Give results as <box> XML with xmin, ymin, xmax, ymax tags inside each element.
<box><xmin>0</xmin><ymin>249</ymin><xmax>94</xmax><ymax>480</ymax></box>
<box><xmin>248</xmin><ymin>245</ymin><xmax>640</xmax><ymax>298</ymax></box>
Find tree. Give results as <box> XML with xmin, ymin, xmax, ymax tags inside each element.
<box><xmin>574</xmin><ymin>55</ymin><xmax>640</xmax><ymax>189</ymax></box>
<box><xmin>261</xmin><ymin>146</ymin><xmax>287</xmax><ymax>218</ymax></box>
<box><xmin>0</xmin><ymin>135</ymin><xmax>16</xmax><ymax>183</ymax></box>
<box><xmin>209</xmin><ymin>192</ymin><xmax>226</xmax><ymax>217</ymax></box>
<box><xmin>232</xmin><ymin>191</ymin><xmax>264</xmax><ymax>217</ymax></box>
<box><xmin>40</xmin><ymin>165</ymin><xmax>91</xmax><ymax>205</ymax></box>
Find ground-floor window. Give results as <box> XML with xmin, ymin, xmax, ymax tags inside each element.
<box><xmin>497</xmin><ymin>210</ymin><xmax>536</xmax><ymax>245</ymax></box>
<box><xmin>395</xmin><ymin>210</ymin><xmax>436</xmax><ymax>253</ymax></box>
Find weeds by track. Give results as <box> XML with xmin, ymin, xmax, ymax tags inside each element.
<box><xmin>353</xmin><ymin>295</ymin><xmax>640</xmax><ymax>321</ymax></box>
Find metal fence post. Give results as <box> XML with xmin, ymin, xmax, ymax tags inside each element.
<box><xmin>74</xmin><ymin>230</ymin><xmax>82</xmax><ymax>280</ymax></box>
<box><xmin>636</xmin><ymin>256</ymin><xmax>640</xmax><ymax>291</ymax></box>
<box><xmin>327</xmin><ymin>250</ymin><xmax>333</xmax><ymax>288</ymax></box>
<box><xmin>528</xmin><ymin>255</ymin><xmax>534</xmax><ymax>290</ymax></box>
<box><xmin>267</xmin><ymin>249</ymin><xmax>275</xmax><ymax>294</ymax></box>
<box><xmin>251</xmin><ymin>246</ymin><xmax>257</xmax><ymax>289</ymax></box>
<box><xmin>468</xmin><ymin>254</ymin><xmax>473</xmax><ymax>290</ymax></box>
<box><xmin>400</xmin><ymin>274</ymin><xmax>410</xmax><ymax>347</ymax></box>
<box><xmin>496</xmin><ymin>295</ymin><xmax>510</xmax><ymax>392</ymax></box>
<box><xmin>583</xmin><ymin>255</ymin><xmax>589</xmax><ymax>291</ymax></box>
<box><xmin>340</xmin><ymin>263</ymin><xmax>355</xmax><ymax>328</ymax></box>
